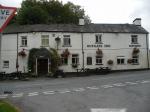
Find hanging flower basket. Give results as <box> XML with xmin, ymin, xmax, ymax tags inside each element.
<box><xmin>127</xmin><ymin>59</ymin><xmax>132</xmax><ymax>64</ymax></box>
<box><xmin>62</xmin><ymin>49</ymin><xmax>70</xmax><ymax>58</ymax></box>
<box><xmin>72</xmin><ymin>64</ymin><xmax>78</xmax><ymax>68</ymax></box>
<box><xmin>96</xmin><ymin>48</ymin><xmax>103</xmax><ymax>57</ymax></box>
<box><xmin>107</xmin><ymin>60</ymin><xmax>113</xmax><ymax>65</ymax></box>
<box><xmin>18</xmin><ymin>49</ymin><xmax>26</xmax><ymax>57</ymax></box>
<box><xmin>55</xmin><ymin>37</ymin><xmax>61</xmax><ymax>42</ymax></box>
<box><xmin>132</xmin><ymin>48</ymin><xmax>140</xmax><ymax>55</ymax></box>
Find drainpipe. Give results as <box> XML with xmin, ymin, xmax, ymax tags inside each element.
<box><xmin>0</xmin><ymin>32</ymin><xmax>2</xmax><ymax>71</ymax></box>
<box><xmin>16</xmin><ymin>33</ymin><xmax>19</xmax><ymax>72</ymax></box>
<box><xmin>146</xmin><ymin>33</ymin><xmax>149</xmax><ymax>69</ymax></box>
<box><xmin>81</xmin><ymin>31</ymin><xmax>85</xmax><ymax>70</ymax></box>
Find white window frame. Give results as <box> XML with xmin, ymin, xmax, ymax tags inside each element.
<box><xmin>61</xmin><ymin>55</ymin><xmax>68</xmax><ymax>65</ymax></box>
<box><xmin>72</xmin><ymin>54</ymin><xmax>79</xmax><ymax>64</ymax></box>
<box><xmin>96</xmin><ymin>56</ymin><xmax>102</xmax><ymax>65</ymax></box>
<box><xmin>95</xmin><ymin>34</ymin><xmax>102</xmax><ymax>44</ymax></box>
<box><xmin>87</xmin><ymin>57</ymin><xmax>92</xmax><ymax>65</ymax></box>
<box><xmin>3</xmin><ymin>60</ymin><xmax>9</xmax><ymax>68</ymax></box>
<box><xmin>131</xmin><ymin>35</ymin><xmax>138</xmax><ymax>44</ymax></box>
<box><xmin>132</xmin><ymin>55</ymin><xmax>139</xmax><ymax>64</ymax></box>
<box><xmin>63</xmin><ymin>35</ymin><xmax>71</xmax><ymax>46</ymax></box>
<box><xmin>41</xmin><ymin>35</ymin><xmax>49</xmax><ymax>47</ymax></box>
<box><xmin>117</xmin><ymin>57</ymin><xmax>125</xmax><ymax>65</ymax></box>
<box><xmin>21</xmin><ymin>36</ymin><xmax>27</xmax><ymax>46</ymax></box>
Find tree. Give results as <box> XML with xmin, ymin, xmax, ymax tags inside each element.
<box><xmin>15</xmin><ymin>0</ymin><xmax>91</xmax><ymax>25</ymax></box>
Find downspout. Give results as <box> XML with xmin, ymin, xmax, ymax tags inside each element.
<box><xmin>146</xmin><ymin>33</ymin><xmax>149</xmax><ymax>69</ymax></box>
<box><xmin>0</xmin><ymin>33</ymin><xmax>2</xmax><ymax>72</ymax></box>
<box><xmin>81</xmin><ymin>30</ymin><xmax>85</xmax><ymax>70</ymax></box>
<box><xmin>16</xmin><ymin>33</ymin><xmax>19</xmax><ymax>72</ymax></box>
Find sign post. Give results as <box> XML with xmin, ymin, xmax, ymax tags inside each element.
<box><xmin>0</xmin><ymin>5</ymin><xmax>17</xmax><ymax>71</ymax></box>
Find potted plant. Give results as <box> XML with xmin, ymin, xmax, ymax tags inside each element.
<box><xmin>96</xmin><ymin>48</ymin><xmax>103</xmax><ymax>57</ymax></box>
<box><xmin>127</xmin><ymin>59</ymin><xmax>132</xmax><ymax>64</ymax></box>
<box><xmin>72</xmin><ymin>64</ymin><xmax>78</xmax><ymax>68</ymax></box>
<box><xmin>107</xmin><ymin>60</ymin><xmax>113</xmax><ymax>65</ymax></box>
<box><xmin>18</xmin><ymin>49</ymin><xmax>26</xmax><ymax>57</ymax></box>
<box><xmin>132</xmin><ymin>48</ymin><xmax>140</xmax><ymax>55</ymax></box>
<box><xmin>62</xmin><ymin>49</ymin><xmax>70</xmax><ymax>58</ymax></box>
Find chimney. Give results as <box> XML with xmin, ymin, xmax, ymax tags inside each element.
<box><xmin>79</xmin><ymin>19</ymin><xmax>85</xmax><ymax>26</ymax></box>
<box><xmin>133</xmin><ymin>18</ymin><xmax>141</xmax><ymax>26</ymax></box>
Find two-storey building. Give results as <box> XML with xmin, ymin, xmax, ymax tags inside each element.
<box><xmin>1</xmin><ymin>18</ymin><xmax>149</xmax><ymax>74</ymax></box>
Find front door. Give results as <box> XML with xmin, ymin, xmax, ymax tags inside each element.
<box><xmin>37</xmin><ymin>58</ymin><xmax>48</xmax><ymax>75</ymax></box>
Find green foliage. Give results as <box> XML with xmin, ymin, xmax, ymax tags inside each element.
<box><xmin>28</xmin><ymin>48</ymin><xmax>39</xmax><ymax>73</ymax></box>
<box><xmin>28</xmin><ymin>48</ymin><xmax>61</xmax><ymax>73</ymax></box>
<box><xmin>49</xmin><ymin>48</ymin><xmax>61</xmax><ymax>72</ymax></box>
<box><xmin>15</xmin><ymin>0</ymin><xmax>91</xmax><ymax>25</ymax></box>
<box><xmin>0</xmin><ymin>100</ymin><xmax>19</xmax><ymax>112</ymax></box>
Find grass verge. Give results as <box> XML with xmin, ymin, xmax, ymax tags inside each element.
<box><xmin>0</xmin><ymin>100</ymin><xmax>20</xmax><ymax>112</ymax></box>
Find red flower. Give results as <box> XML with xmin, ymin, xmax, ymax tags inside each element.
<box><xmin>18</xmin><ymin>49</ymin><xmax>26</xmax><ymax>57</ymax></box>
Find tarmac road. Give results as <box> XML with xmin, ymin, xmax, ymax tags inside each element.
<box><xmin>0</xmin><ymin>70</ymin><xmax>150</xmax><ymax>112</ymax></box>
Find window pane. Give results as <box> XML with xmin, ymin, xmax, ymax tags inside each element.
<box><xmin>41</xmin><ymin>35</ymin><xmax>49</xmax><ymax>46</ymax></box>
<box><xmin>3</xmin><ymin>61</ymin><xmax>9</xmax><ymax>68</ymax></box>
<box><xmin>21</xmin><ymin>36</ymin><xmax>27</xmax><ymax>46</ymax></box>
<box><xmin>87</xmin><ymin>57</ymin><xmax>92</xmax><ymax>65</ymax></box>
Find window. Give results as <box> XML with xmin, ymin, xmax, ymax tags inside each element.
<box><xmin>132</xmin><ymin>56</ymin><xmax>139</xmax><ymax>64</ymax></box>
<box><xmin>95</xmin><ymin>34</ymin><xmax>102</xmax><ymax>44</ymax></box>
<box><xmin>61</xmin><ymin>55</ymin><xmax>68</xmax><ymax>65</ymax></box>
<box><xmin>21</xmin><ymin>36</ymin><xmax>27</xmax><ymax>46</ymax></box>
<box><xmin>87</xmin><ymin>57</ymin><xmax>92</xmax><ymax>65</ymax></box>
<box><xmin>41</xmin><ymin>35</ymin><xmax>49</xmax><ymax>46</ymax></box>
<box><xmin>117</xmin><ymin>57</ymin><xmax>125</xmax><ymax>65</ymax></box>
<box><xmin>131</xmin><ymin>35</ymin><xmax>138</xmax><ymax>44</ymax></box>
<box><xmin>63</xmin><ymin>35</ymin><xmax>71</xmax><ymax>46</ymax></box>
<box><xmin>72</xmin><ymin>54</ymin><xmax>79</xmax><ymax>64</ymax></box>
<box><xmin>3</xmin><ymin>61</ymin><xmax>9</xmax><ymax>68</ymax></box>
<box><xmin>96</xmin><ymin>56</ymin><xmax>102</xmax><ymax>65</ymax></box>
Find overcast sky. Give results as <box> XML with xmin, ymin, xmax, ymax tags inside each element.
<box><xmin>0</xmin><ymin>0</ymin><xmax>150</xmax><ymax>33</ymax></box>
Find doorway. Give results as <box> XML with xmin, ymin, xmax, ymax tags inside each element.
<box><xmin>37</xmin><ymin>58</ymin><xmax>48</xmax><ymax>75</ymax></box>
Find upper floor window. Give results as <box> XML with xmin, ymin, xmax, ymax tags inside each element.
<box><xmin>63</xmin><ymin>35</ymin><xmax>71</xmax><ymax>46</ymax></box>
<box><xmin>87</xmin><ymin>57</ymin><xmax>92</xmax><ymax>65</ymax></box>
<box><xmin>117</xmin><ymin>57</ymin><xmax>125</xmax><ymax>65</ymax></box>
<box><xmin>96</xmin><ymin>56</ymin><xmax>102</xmax><ymax>65</ymax></box>
<box><xmin>95</xmin><ymin>34</ymin><xmax>102</xmax><ymax>44</ymax></box>
<box><xmin>72</xmin><ymin>54</ymin><xmax>79</xmax><ymax>64</ymax></box>
<box><xmin>131</xmin><ymin>35</ymin><xmax>138</xmax><ymax>44</ymax></box>
<box><xmin>41</xmin><ymin>35</ymin><xmax>49</xmax><ymax>47</ymax></box>
<box><xmin>21</xmin><ymin>36</ymin><xmax>27</xmax><ymax>46</ymax></box>
<box><xmin>3</xmin><ymin>60</ymin><xmax>9</xmax><ymax>68</ymax></box>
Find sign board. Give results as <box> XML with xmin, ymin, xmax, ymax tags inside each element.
<box><xmin>0</xmin><ymin>5</ymin><xmax>17</xmax><ymax>32</ymax></box>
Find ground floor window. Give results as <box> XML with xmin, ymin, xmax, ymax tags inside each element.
<box><xmin>3</xmin><ymin>60</ymin><xmax>9</xmax><ymax>68</ymax></box>
<box><xmin>96</xmin><ymin>56</ymin><xmax>102</xmax><ymax>65</ymax></box>
<box><xmin>72</xmin><ymin>54</ymin><xmax>79</xmax><ymax>64</ymax></box>
<box><xmin>117</xmin><ymin>57</ymin><xmax>125</xmax><ymax>65</ymax></box>
<box><xmin>87</xmin><ymin>57</ymin><xmax>92</xmax><ymax>65</ymax></box>
<box><xmin>132</xmin><ymin>55</ymin><xmax>139</xmax><ymax>64</ymax></box>
<box><xmin>61</xmin><ymin>56</ymin><xmax>68</xmax><ymax>65</ymax></box>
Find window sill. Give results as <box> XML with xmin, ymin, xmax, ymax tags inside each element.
<box><xmin>95</xmin><ymin>42</ymin><xmax>103</xmax><ymax>44</ymax></box>
<box><xmin>40</xmin><ymin>45</ymin><xmax>49</xmax><ymax>47</ymax></box>
<box><xmin>95</xmin><ymin>64</ymin><xmax>103</xmax><ymax>65</ymax></box>
<box><xmin>62</xmin><ymin>45</ymin><xmax>72</xmax><ymax>47</ymax></box>
<box><xmin>131</xmin><ymin>43</ymin><xmax>139</xmax><ymax>44</ymax></box>
<box><xmin>20</xmin><ymin>45</ymin><xmax>28</xmax><ymax>47</ymax></box>
<box><xmin>132</xmin><ymin>63</ymin><xmax>139</xmax><ymax>65</ymax></box>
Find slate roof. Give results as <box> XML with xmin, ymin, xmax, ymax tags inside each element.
<box><xmin>3</xmin><ymin>23</ymin><xmax>148</xmax><ymax>34</ymax></box>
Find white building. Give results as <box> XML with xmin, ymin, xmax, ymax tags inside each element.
<box><xmin>1</xmin><ymin>18</ymin><xmax>149</xmax><ymax>74</ymax></box>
